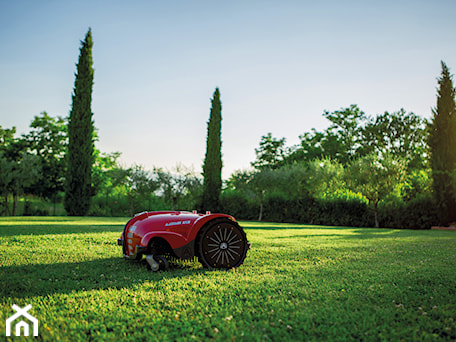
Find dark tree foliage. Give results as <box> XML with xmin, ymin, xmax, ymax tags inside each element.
<box><xmin>64</xmin><ymin>29</ymin><xmax>95</xmax><ymax>216</ymax></box>
<box><xmin>0</xmin><ymin>126</ymin><xmax>28</xmax><ymax>162</ymax></box>
<box><xmin>428</xmin><ymin>61</ymin><xmax>456</xmax><ymax>225</ymax></box>
<box><xmin>202</xmin><ymin>88</ymin><xmax>222</xmax><ymax>212</ymax></box>
<box><xmin>0</xmin><ymin>126</ymin><xmax>17</xmax><ymax>152</ymax></box>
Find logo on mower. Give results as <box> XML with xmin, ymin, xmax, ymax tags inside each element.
<box><xmin>165</xmin><ymin>220</ymin><xmax>191</xmax><ymax>227</ymax></box>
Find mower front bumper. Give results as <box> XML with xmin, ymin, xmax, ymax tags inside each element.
<box><xmin>118</xmin><ymin>238</ymin><xmax>146</xmax><ymax>259</ymax></box>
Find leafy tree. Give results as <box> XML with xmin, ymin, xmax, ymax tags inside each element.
<box><xmin>360</xmin><ymin>109</ymin><xmax>428</xmax><ymax>170</ymax></box>
<box><xmin>202</xmin><ymin>88</ymin><xmax>222</xmax><ymax>212</ymax></box>
<box><xmin>64</xmin><ymin>28</ymin><xmax>95</xmax><ymax>216</ymax></box>
<box><xmin>276</xmin><ymin>159</ymin><xmax>344</xmax><ymax>223</ymax></box>
<box><xmin>11</xmin><ymin>153</ymin><xmax>42</xmax><ymax>215</ymax></box>
<box><xmin>428</xmin><ymin>61</ymin><xmax>456</xmax><ymax>225</ymax></box>
<box><xmin>126</xmin><ymin>165</ymin><xmax>158</xmax><ymax>216</ymax></box>
<box><xmin>225</xmin><ymin>169</ymin><xmax>255</xmax><ymax>194</ymax></box>
<box><xmin>287</xmin><ymin>129</ymin><xmax>325</xmax><ymax>163</ymax></box>
<box><xmin>0</xmin><ymin>126</ymin><xmax>40</xmax><ymax>215</ymax></box>
<box><xmin>26</xmin><ymin>112</ymin><xmax>67</xmax><ymax>159</ymax></box>
<box><xmin>91</xmin><ymin>151</ymin><xmax>128</xmax><ymax>213</ymax></box>
<box><xmin>0</xmin><ymin>152</ymin><xmax>42</xmax><ymax>216</ymax></box>
<box><xmin>0</xmin><ymin>155</ymin><xmax>14</xmax><ymax>215</ymax></box>
<box><xmin>251</xmin><ymin>133</ymin><xmax>287</xmax><ymax>170</ymax></box>
<box><xmin>401</xmin><ymin>170</ymin><xmax>432</xmax><ymax>202</ymax></box>
<box><xmin>155</xmin><ymin>165</ymin><xmax>202</xmax><ymax>210</ymax></box>
<box><xmin>0</xmin><ymin>126</ymin><xmax>16</xmax><ymax>149</ymax></box>
<box><xmin>25</xmin><ymin>112</ymin><xmax>67</xmax><ymax>213</ymax></box>
<box><xmin>323</xmin><ymin>104</ymin><xmax>367</xmax><ymax>163</ymax></box>
<box><xmin>288</xmin><ymin>105</ymin><xmax>366</xmax><ymax>164</ymax></box>
<box><xmin>0</xmin><ymin>126</ymin><xmax>27</xmax><ymax>162</ymax></box>
<box><xmin>249</xmin><ymin>168</ymin><xmax>277</xmax><ymax>221</ymax></box>
<box><xmin>275</xmin><ymin>160</ymin><xmax>336</xmax><ymax>199</ymax></box>
<box><xmin>290</xmin><ymin>105</ymin><xmax>428</xmax><ymax>171</ymax></box>
<box><xmin>226</xmin><ymin>168</ymin><xmax>277</xmax><ymax>221</ymax></box>
<box><xmin>346</xmin><ymin>152</ymin><xmax>406</xmax><ymax>228</ymax></box>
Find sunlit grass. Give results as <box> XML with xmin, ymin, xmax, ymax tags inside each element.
<box><xmin>1</xmin><ymin>217</ymin><xmax>455</xmax><ymax>341</ymax></box>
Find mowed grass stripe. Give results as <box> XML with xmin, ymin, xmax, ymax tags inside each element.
<box><xmin>1</xmin><ymin>217</ymin><xmax>455</xmax><ymax>341</ymax></box>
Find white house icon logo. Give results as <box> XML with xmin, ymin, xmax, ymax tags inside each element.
<box><xmin>5</xmin><ymin>304</ymin><xmax>39</xmax><ymax>337</ymax></box>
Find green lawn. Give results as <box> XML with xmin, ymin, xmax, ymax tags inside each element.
<box><xmin>0</xmin><ymin>217</ymin><xmax>455</xmax><ymax>341</ymax></box>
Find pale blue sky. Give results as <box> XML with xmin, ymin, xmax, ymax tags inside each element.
<box><xmin>1</xmin><ymin>0</ymin><xmax>455</xmax><ymax>178</ymax></box>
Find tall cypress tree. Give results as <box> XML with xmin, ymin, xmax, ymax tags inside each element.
<box><xmin>202</xmin><ymin>88</ymin><xmax>222</xmax><ymax>212</ymax></box>
<box><xmin>428</xmin><ymin>61</ymin><xmax>456</xmax><ymax>225</ymax></box>
<box><xmin>64</xmin><ymin>28</ymin><xmax>95</xmax><ymax>216</ymax></box>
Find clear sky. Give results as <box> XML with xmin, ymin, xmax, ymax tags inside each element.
<box><xmin>1</xmin><ymin>0</ymin><xmax>455</xmax><ymax>179</ymax></box>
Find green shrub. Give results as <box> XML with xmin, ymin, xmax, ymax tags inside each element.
<box><xmin>220</xmin><ymin>191</ymin><xmax>257</xmax><ymax>220</ymax></box>
<box><xmin>314</xmin><ymin>198</ymin><xmax>372</xmax><ymax>227</ymax></box>
<box><xmin>379</xmin><ymin>194</ymin><xmax>438</xmax><ymax>229</ymax></box>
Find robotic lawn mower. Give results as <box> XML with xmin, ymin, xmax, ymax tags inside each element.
<box><xmin>118</xmin><ymin>211</ymin><xmax>250</xmax><ymax>271</ymax></box>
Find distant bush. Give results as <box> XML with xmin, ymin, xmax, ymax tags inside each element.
<box><xmin>313</xmin><ymin>198</ymin><xmax>372</xmax><ymax>227</ymax></box>
<box><xmin>220</xmin><ymin>191</ymin><xmax>257</xmax><ymax>220</ymax></box>
<box><xmin>261</xmin><ymin>194</ymin><xmax>285</xmax><ymax>222</ymax></box>
<box><xmin>23</xmin><ymin>201</ymin><xmax>49</xmax><ymax>216</ymax></box>
<box><xmin>379</xmin><ymin>194</ymin><xmax>438</xmax><ymax>229</ymax></box>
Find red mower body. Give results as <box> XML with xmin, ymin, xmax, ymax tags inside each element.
<box><xmin>118</xmin><ymin>211</ymin><xmax>250</xmax><ymax>270</ymax></box>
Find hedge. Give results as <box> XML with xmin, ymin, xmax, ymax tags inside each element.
<box><xmin>221</xmin><ymin>192</ymin><xmax>438</xmax><ymax>229</ymax></box>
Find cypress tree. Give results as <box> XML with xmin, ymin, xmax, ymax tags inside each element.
<box><xmin>202</xmin><ymin>88</ymin><xmax>222</xmax><ymax>212</ymax></box>
<box><xmin>64</xmin><ymin>28</ymin><xmax>95</xmax><ymax>216</ymax></box>
<box><xmin>428</xmin><ymin>61</ymin><xmax>456</xmax><ymax>225</ymax></box>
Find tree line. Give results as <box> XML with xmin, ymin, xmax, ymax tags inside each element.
<box><xmin>225</xmin><ymin>62</ymin><xmax>456</xmax><ymax>227</ymax></box>
<box><xmin>226</xmin><ymin>109</ymin><xmax>425</xmax><ymax>228</ymax></box>
<box><xmin>0</xmin><ymin>111</ymin><xmax>205</xmax><ymax>217</ymax></box>
<box><xmin>1</xmin><ymin>28</ymin><xmax>455</xmax><ymax>228</ymax></box>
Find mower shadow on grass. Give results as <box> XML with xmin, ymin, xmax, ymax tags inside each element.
<box><xmin>0</xmin><ymin>256</ymin><xmax>210</xmax><ymax>299</ymax></box>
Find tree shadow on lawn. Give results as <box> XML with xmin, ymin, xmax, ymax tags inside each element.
<box><xmin>243</xmin><ymin>224</ymin><xmax>346</xmax><ymax>230</ymax></box>
<box><xmin>268</xmin><ymin>228</ymin><xmax>413</xmax><ymax>240</ymax></box>
<box><xmin>0</xmin><ymin>256</ymin><xmax>207</xmax><ymax>299</ymax></box>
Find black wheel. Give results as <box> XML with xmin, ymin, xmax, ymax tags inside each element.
<box><xmin>154</xmin><ymin>255</ymin><xmax>169</xmax><ymax>271</ymax></box>
<box><xmin>197</xmin><ymin>219</ymin><xmax>249</xmax><ymax>269</ymax></box>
